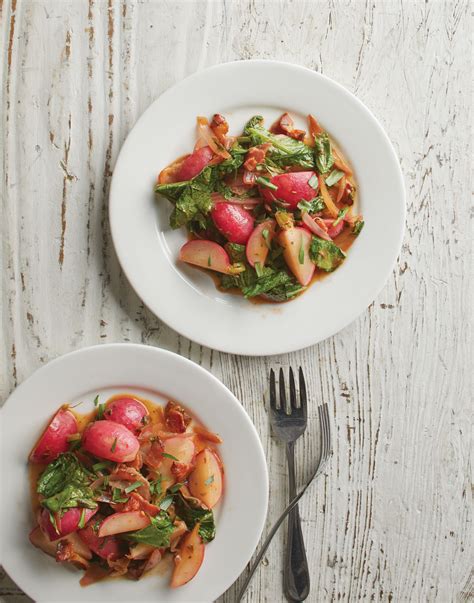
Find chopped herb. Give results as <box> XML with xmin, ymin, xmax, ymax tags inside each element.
<box><xmin>255</xmin><ymin>176</ymin><xmax>278</xmax><ymax>190</ymax></box>
<box><xmin>297</xmin><ymin>197</ymin><xmax>325</xmax><ymax>214</ymax></box>
<box><xmin>254</xmin><ymin>262</ymin><xmax>264</xmax><ymax>277</ymax></box>
<box><xmin>298</xmin><ymin>237</ymin><xmax>305</xmax><ymax>265</ymax></box>
<box><xmin>261</xmin><ymin>228</ymin><xmax>271</xmax><ymax>250</ymax></box>
<box><xmin>332</xmin><ymin>206</ymin><xmax>350</xmax><ymax>227</ymax></box>
<box><xmin>150</xmin><ymin>475</ymin><xmax>163</xmax><ymax>497</ymax></box>
<box><xmin>204</xmin><ymin>475</ymin><xmax>215</xmax><ymax>486</ymax></box>
<box><xmin>93</xmin><ymin>395</ymin><xmax>100</xmax><ymax>407</ymax></box>
<box><xmin>207</xmin><ymin>255</ymin><xmax>212</xmax><ymax>267</ymax></box>
<box><xmin>169</xmin><ymin>482</ymin><xmax>184</xmax><ymax>494</ymax></box>
<box><xmin>96</xmin><ymin>403</ymin><xmax>105</xmax><ymax>420</ymax></box>
<box><xmin>112</xmin><ymin>487</ymin><xmax>128</xmax><ymax>503</ymax></box>
<box><xmin>352</xmin><ymin>219</ymin><xmax>364</xmax><ymax>235</ymax></box>
<box><xmin>325</xmin><ymin>169</ymin><xmax>344</xmax><ymax>187</ymax></box>
<box><xmin>92</xmin><ymin>461</ymin><xmax>111</xmax><ymax>473</ymax></box>
<box><xmin>78</xmin><ymin>508</ymin><xmax>87</xmax><ymax>529</ymax></box>
<box><xmin>124</xmin><ymin>481</ymin><xmax>143</xmax><ymax>494</ymax></box>
<box><xmin>308</xmin><ymin>174</ymin><xmax>319</xmax><ymax>189</ymax></box>
<box><xmin>49</xmin><ymin>512</ymin><xmax>60</xmax><ymax>535</ymax></box>
<box><xmin>162</xmin><ymin>452</ymin><xmax>179</xmax><ymax>462</ymax></box>
<box><xmin>159</xmin><ymin>494</ymin><xmax>174</xmax><ymax>511</ymax></box>
<box><xmin>110</xmin><ymin>438</ymin><xmax>117</xmax><ymax>453</ymax></box>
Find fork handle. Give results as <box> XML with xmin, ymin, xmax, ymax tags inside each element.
<box><xmin>284</xmin><ymin>442</ymin><xmax>310</xmax><ymax>601</ymax></box>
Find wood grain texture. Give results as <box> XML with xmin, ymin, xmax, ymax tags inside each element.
<box><xmin>0</xmin><ymin>1</ymin><xmax>471</xmax><ymax>601</ymax></box>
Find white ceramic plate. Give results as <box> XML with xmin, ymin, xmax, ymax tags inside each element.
<box><xmin>110</xmin><ymin>60</ymin><xmax>405</xmax><ymax>355</ymax></box>
<box><xmin>0</xmin><ymin>344</ymin><xmax>268</xmax><ymax>602</ymax></box>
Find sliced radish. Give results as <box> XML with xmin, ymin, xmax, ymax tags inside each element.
<box><xmin>78</xmin><ymin>520</ymin><xmax>122</xmax><ymax>560</ymax></box>
<box><xmin>278</xmin><ymin>227</ymin><xmax>315</xmax><ymax>286</ymax></box>
<box><xmin>40</xmin><ymin>507</ymin><xmax>98</xmax><ymax>542</ymax></box>
<box><xmin>177</xmin><ymin>146</ymin><xmax>214</xmax><ymax>181</ymax></box>
<box><xmin>159</xmin><ymin>436</ymin><xmax>196</xmax><ymax>489</ymax></box>
<box><xmin>170</xmin><ymin>524</ymin><xmax>205</xmax><ymax>588</ymax></box>
<box><xmin>260</xmin><ymin>171</ymin><xmax>318</xmax><ymax>210</ymax></box>
<box><xmin>188</xmin><ymin>448</ymin><xmax>223</xmax><ymax>509</ymax></box>
<box><xmin>246</xmin><ymin>219</ymin><xmax>276</xmax><ymax>268</ymax></box>
<box><xmin>98</xmin><ymin>511</ymin><xmax>150</xmax><ymax>538</ymax></box>
<box><xmin>210</xmin><ymin>203</ymin><xmax>254</xmax><ymax>244</ymax></box>
<box><xmin>179</xmin><ymin>240</ymin><xmax>234</xmax><ymax>274</ymax></box>
<box><xmin>29</xmin><ymin>407</ymin><xmax>78</xmax><ymax>463</ymax></box>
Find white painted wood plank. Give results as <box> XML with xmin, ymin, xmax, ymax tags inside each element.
<box><xmin>1</xmin><ymin>1</ymin><xmax>471</xmax><ymax>602</ymax></box>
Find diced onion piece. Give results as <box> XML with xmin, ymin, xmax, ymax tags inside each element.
<box><xmin>196</xmin><ymin>116</ymin><xmax>230</xmax><ymax>159</ymax></box>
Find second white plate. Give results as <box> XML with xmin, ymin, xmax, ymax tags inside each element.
<box><xmin>110</xmin><ymin>60</ymin><xmax>405</xmax><ymax>355</ymax></box>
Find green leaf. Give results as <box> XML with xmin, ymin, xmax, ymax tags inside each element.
<box><xmin>225</xmin><ymin>243</ymin><xmax>246</xmax><ymax>264</ymax></box>
<box><xmin>96</xmin><ymin>403</ymin><xmax>105</xmax><ymax>420</ymax></box>
<box><xmin>325</xmin><ymin>169</ymin><xmax>344</xmax><ymax>187</ymax></box>
<box><xmin>41</xmin><ymin>483</ymin><xmax>98</xmax><ymax>513</ymax></box>
<box><xmin>174</xmin><ymin>492</ymin><xmax>216</xmax><ymax>543</ymax></box>
<box><xmin>352</xmin><ymin>219</ymin><xmax>364</xmax><ymax>235</ymax></box>
<box><xmin>314</xmin><ymin>132</ymin><xmax>334</xmax><ymax>174</ymax></box>
<box><xmin>297</xmin><ymin>197</ymin><xmax>325</xmax><ymax>214</ymax></box>
<box><xmin>125</xmin><ymin>511</ymin><xmax>174</xmax><ymax>548</ymax></box>
<box><xmin>244</xmin><ymin>116</ymin><xmax>314</xmax><ymax>170</ymax></box>
<box><xmin>241</xmin><ymin>267</ymin><xmax>300</xmax><ymax>299</ymax></box>
<box><xmin>154</xmin><ymin>180</ymin><xmax>188</xmax><ymax>202</ymax></box>
<box><xmin>93</xmin><ymin>395</ymin><xmax>100</xmax><ymax>407</ymax></box>
<box><xmin>159</xmin><ymin>494</ymin><xmax>174</xmax><ymax>510</ymax></box>
<box><xmin>309</xmin><ymin>236</ymin><xmax>346</xmax><ymax>272</ymax></box>
<box><xmin>37</xmin><ymin>453</ymin><xmax>92</xmax><ymax>498</ymax></box>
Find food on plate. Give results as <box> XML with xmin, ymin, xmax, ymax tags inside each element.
<box><xmin>28</xmin><ymin>394</ymin><xmax>224</xmax><ymax>588</ymax></box>
<box><xmin>155</xmin><ymin>112</ymin><xmax>364</xmax><ymax>302</ymax></box>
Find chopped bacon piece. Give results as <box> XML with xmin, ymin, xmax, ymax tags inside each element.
<box><xmin>107</xmin><ymin>555</ymin><xmax>130</xmax><ymax>577</ymax></box>
<box><xmin>56</xmin><ymin>540</ymin><xmax>89</xmax><ymax>570</ymax></box>
<box><xmin>113</xmin><ymin>492</ymin><xmax>160</xmax><ymax>516</ymax></box>
<box><xmin>210</xmin><ymin>113</ymin><xmax>229</xmax><ymax>145</ymax></box>
<box><xmin>141</xmin><ymin>439</ymin><xmax>165</xmax><ymax>469</ymax></box>
<box><xmin>243</xmin><ymin>143</ymin><xmax>272</xmax><ymax>171</ymax></box>
<box><xmin>308</xmin><ymin>114</ymin><xmax>323</xmax><ymax>138</ymax></box>
<box><xmin>109</xmin><ymin>465</ymin><xmax>151</xmax><ymax>500</ymax></box>
<box><xmin>271</xmin><ymin>112</ymin><xmax>306</xmax><ymax>140</ymax></box>
<box><xmin>165</xmin><ymin>402</ymin><xmax>191</xmax><ymax>433</ymax></box>
<box><xmin>171</xmin><ymin>461</ymin><xmax>194</xmax><ymax>481</ymax></box>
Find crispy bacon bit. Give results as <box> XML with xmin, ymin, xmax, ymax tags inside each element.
<box><xmin>243</xmin><ymin>143</ymin><xmax>272</xmax><ymax>171</ymax></box>
<box><xmin>56</xmin><ymin>540</ymin><xmax>89</xmax><ymax>570</ymax></box>
<box><xmin>210</xmin><ymin>113</ymin><xmax>229</xmax><ymax>145</ymax></box>
<box><xmin>271</xmin><ymin>112</ymin><xmax>306</xmax><ymax>140</ymax></box>
<box><xmin>142</xmin><ymin>439</ymin><xmax>164</xmax><ymax>469</ymax></box>
<box><xmin>109</xmin><ymin>465</ymin><xmax>151</xmax><ymax>500</ymax></box>
<box><xmin>171</xmin><ymin>461</ymin><xmax>194</xmax><ymax>481</ymax></box>
<box><xmin>308</xmin><ymin>114</ymin><xmax>323</xmax><ymax>138</ymax></box>
<box><xmin>165</xmin><ymin>402</ymin><xmax>191</xmax><ymax>434</ymax></box>
<box><xmin>126</xmin><ymin>450</ymin><xmax>143</xmax><ymax>471</ymax></box>
<box><xmin>113</xmin><ymin>492</ymin><xmax>160</xmax><ymax>516</ymax></box>
<box><xmin>107</xmin><ymin>555</ymin><xmax>130</xmax><ymax>577</ymax></box>
<box><xmin>80</xmin><ymin>564</ymin><xmax>110</xmax><ymax>586</ymax></box>
<box><xmin>193</xmin><ymin>424</ymin><xmax>223</xmax><ymax>444</ymax></box>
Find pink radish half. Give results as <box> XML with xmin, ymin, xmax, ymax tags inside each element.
<box><xmin>278</xmin><ymin>227</ymin><xmax>315</xmax><ymax>286</ymax></box>
<box><xmin>246</xmin><ymin>219</ymin><xmax>276</xmax><ymax>267</ymax></box>
<box><xmin>177</xmin><ymin>146</ymin><xmax>214</xmax><ymax>181</ymax></box>
<box><xmin>260</xmin><ymin>171</ymin><xmax>318</xmax><ymax>210</ymax></box>
<box><xmin>210</xmin><ymin>203</ymin><xmax>254</xmax><ymax>244</ymax></box>
<box><xmin>179</xmin><ymin>240</ymin><xmax>233</xmax><ymax>274</ymax></box>
<box><xmin>29</xmin><ymin>408</ymin><xmax>78</xmax><ymax>464</ymax></box>
<box><xmin>40</xmin><ymin>507</ymin><xmax>98</xmax><ymax>541</ymax></box>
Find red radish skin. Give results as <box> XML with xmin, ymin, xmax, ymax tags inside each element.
<box><xmin>40</xmin><ymin>507</ymin><xmax>98</xmax><ymax>542</ymax></box>
<box><xmin>104</xmin><ymin>397</ymin><xmax>149</xmax><ymax>434</ymax></box>
<box><xmin>211</xmin><ymin>203</ymin><xmax>254</xmax><ymax>244</ymax></box>
<box><xmin>29</xmin><ymin>408</ymin><xmax>78</xmax><ymax>463</ymax></box>
<box><xmin>176</xmin><ymin>146</ymin><xmax>213</xmax><ymax>181</ymax></box>
<box><xmin>260</xmin><ymin>171</ymin><xmax>318</xmax><ymax>210</ymax></box>
<box><xmin>246</xmin><ymin>219</ymin><xmax>276</xmax><ymax>267</ymax></box>
<box><xmin>278</xmin><ymin>227</ymin><xmax>315</xmax><ymax>286</ymax></box>
<box><xmin>179</xmin><ymin>240</ymin><xmax>233</xmax><ymax>274</ymax></box>
<box><xmin>82</xmin><ymin>420</ymin><xmax>139</xmax><ymax>463</ymax></box>
<box><xmin>78</xmin><ymin>522</ymin><xmax>122</xmax><ymax>560</ymax></box>
<box><xmin>323</xmin><ymin>218</ymin><xmax>345</xmax><ymax>238</ymax></box>
<box><xmin>171</xmin><ymin>524</ymin><xmax>205</xmax><ymax>588</ymax></box>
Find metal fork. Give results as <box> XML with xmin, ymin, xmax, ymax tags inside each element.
<box><xmin>237</xmin><ymin>399</ymin><xmax>332</xmax><ymax>601</ymax></box>
<box><xmin>270</xmin><ymin>367</ymin><xmax>310</xmax><ymax>601</ymax></box>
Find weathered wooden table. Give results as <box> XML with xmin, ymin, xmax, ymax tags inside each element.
<box><xmin>1</xmin><ymin>1</ymin><xmax>471</xmax><ymax>601</ymax></box>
